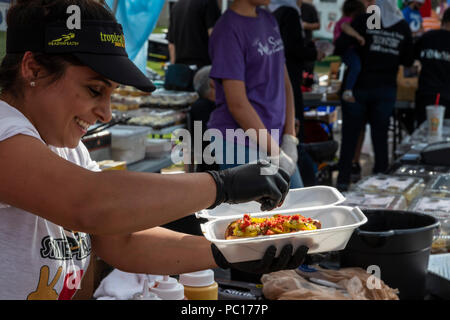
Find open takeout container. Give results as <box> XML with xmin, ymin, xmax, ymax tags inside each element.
<box><xmin>200</xmin><ymin>205</ymin><xmax>367</xmax><ymax>263</ymax></box>
<box><xmin>196</xmin><ymin>186</ymin><xmax>346</xmax><ymax>220</ymax></box>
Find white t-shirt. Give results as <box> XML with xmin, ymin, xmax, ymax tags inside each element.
<box><xmin>0</xmin><ymin>101</ymin><xmax>97</xmax><ymax>299</ymax></box>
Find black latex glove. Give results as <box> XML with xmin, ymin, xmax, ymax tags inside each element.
<box><xmin>206</xmin><ymin>160</ymin><xmax>290</xmax><ymax>211</ymax></box>
<box><xmin>211</xmin><ymin>243</ymin><xmax>309</xmax><ymax>275</ymax></box>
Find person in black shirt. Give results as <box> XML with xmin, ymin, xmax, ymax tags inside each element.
<box><xmin>167</xmin><ymin>0</ymin><xmax>221</xmax><ymax>69</ymax></box>
<box><xmin>334</xmin><ymin>0</ymin><xmax>414</xmax><ymax>190</ymax></box>
<box><xmin>270</xmin><ymin>0</ymin><xmax>322</xmax><ymax>187</ymax></box>
<box><xmin>413</xmin><ymin>7</ymin><xmax>450</xmax><ymax>126</ymax></box>
<box><xmin>270</xmin><ymin>0</ymin><xmax>320</xmax><ymax>142</ymax></box>
<box><xmin>299</xmin><ymin>0</ymin><xmax>321</xmax><ymax>74</ymax></box>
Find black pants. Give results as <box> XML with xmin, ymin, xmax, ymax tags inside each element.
<box><xmin>415</xmin><ymin>92</ymin><xmax>450</xmax><ymax>127</ymax></box>
<box><xmin>337</xmin><ymin>86</ymin><xmax>397</xmax><ymax>186</ymax></box>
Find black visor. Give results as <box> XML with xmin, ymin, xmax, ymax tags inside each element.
<box><xmin>7</xmin><ymin>20</ymin><xmax>155</xmax><ymax>92</ymax></box>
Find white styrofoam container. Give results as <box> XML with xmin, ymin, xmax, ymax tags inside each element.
<box><xmin>196</xmin><ymin>186</ymin><xmax>346</xmax><ymax>220</ymax></box>
<box><xmin>201</xmin><ymin>206</ymin><xmax>367</xmax><ymax>263</ymax></box>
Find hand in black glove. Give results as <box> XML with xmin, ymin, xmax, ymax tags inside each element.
<box><xmin>211</xmin><ymin>243</ymin><xmax>309</xmax><ymax>274</ymax></box>
<box><xmin>206</xmin><ymin>160</ymin><xmax>290</xmax><ymax>211</ymax></box>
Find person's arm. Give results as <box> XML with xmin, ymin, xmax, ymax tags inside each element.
<box><xmin>303</xmin><ymin>21</ymin><xmax>320</xmax><ymax>31</ymax></box>
<box><xmin>341</xmin><ymin>22</ymin><xmax>365</xmax><ymax>46</ymax></box>
<box><xmin>222</xmin><ymin>79</ymin><xmax>280</xmax><ymax>155</ymax></box>
<box><xmin>283</xmin><ymin>64</ymin><xmax>296</xmax><ymax>137</ymax></box>
<box><xmin>92</xmin><ymin>228</ymin><xmax>216</xmax><ymax>275</ymax></box>
<box><xmin>0</xmin><ymin>135</ymin><xmax>217</xmax><ymax>235</ymax></box>
<box><xmin>334</xmin><ymin>14</ymin><xmax>367</xmax><ymax>55</ymax></box>
<box><xmin>168</xmin><ymin>42</ymin><xmax>176</xmax><ymax>64</ymax></box>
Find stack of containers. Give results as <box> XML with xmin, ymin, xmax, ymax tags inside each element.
<box><xmin>197</xmin><ymin>186</ymin><xmax>368</xmax><ymax>264</ymax></box>
<box><xmin>108</xmin><ymin>125</ymin><xmax>150</xmax><ymax>164</ymax></box>
<box><xmin>409</xmin><ymin>174</ymin><xmax>450</xmax><ymax>253</ymax></box>
<box><xmin>351</xmin><ymin>175</ymin><xmax>425</xmax><ymax>204</ymax></box>
<box><xmin>342</xmin><ymin>192</ymin><xmax>408</xmax><ymax>211</ymax></box>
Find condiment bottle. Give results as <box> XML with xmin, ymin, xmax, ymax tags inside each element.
<box><xmin>179</xmin><ymin>270</ymin><xmax>218</xmax><ymax>300</ymax></box>
<box><xmin>149</xmin><ymin>275</ymin><xmax>185</xmax><ymax>300</ymax></box>
<box><xmin>132</xmin><ymin>279</ymin><xmax>162</xmax><ymax>300</ymax></box>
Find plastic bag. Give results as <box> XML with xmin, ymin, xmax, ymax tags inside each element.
<box><xmin>261</xmin><ymin>266</ymin><xmax>399</xmax><ymax>300</ymax></box>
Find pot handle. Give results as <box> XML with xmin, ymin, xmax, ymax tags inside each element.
<box><xmin>355</xmin><ymin>229</ymin><xmax>395</xmax><ymax>248</ymax></box>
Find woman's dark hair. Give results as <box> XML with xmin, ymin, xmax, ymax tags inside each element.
<box><xmin>0</xmin><ymin>0</ymin><xmax>116</xmax><ymax>97</ymax></box>
<box><xmin>342</xmin><ymin>0</ymin><xmax>366</xmax><ymax>18</ymax></box>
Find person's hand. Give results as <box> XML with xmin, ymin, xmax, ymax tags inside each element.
<box><xmin>206</xmin><ymin>160</ymin><xmax>290</xmax><ymax>211</ymax></box>
<box><xmin>211</xmin><ymin>243</ymin><xmax>309</xmax><ymax>274</ymax></box>
<box><xmin>267</xmin><ymin>150</ymin><xmax>297</xmax><ymax>177</ymax></box>
<box><xmin>356</xmin><ymin>35</ymin><xmax>365</xmax><ymax>46</ymax></box>
<box><xmin>280</xmin><ymin>134</ymin><xmax>299</xmax><ymax>164</ymax></box>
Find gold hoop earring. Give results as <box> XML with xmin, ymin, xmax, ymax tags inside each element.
<box><xmin>30</xmin><ymin>81</ymin><xmax>36</xmax><ymax>87</ymax></box>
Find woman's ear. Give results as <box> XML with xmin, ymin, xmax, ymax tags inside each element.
<box><xmin>20</xmin><ymin>51</ymin><xmax>42</xmax><ymax>83</ymax></box>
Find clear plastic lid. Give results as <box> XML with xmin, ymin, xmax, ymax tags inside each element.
<box><xmin>342</xmin><ymin>192</ymin><xmax>407</xmax><ymax>211</ymax></box>
<box><xmin>424</xmin><ymin>174</ymin><xmax>450</xmax><ymax>198</ymax></box>
<box><xmin>394</xmin><ymin>165</ymin><xmax>450</xmax><ymax>181</ymax></box>
<box><xmin>409</xmin><ymin>196</ymin><xmax>450</xmax><ymax>221</ymax></box>
<box><xmin>352</xmin><ymin>174</ymin><xmax>425</xmax><ymax>203</ymax></box>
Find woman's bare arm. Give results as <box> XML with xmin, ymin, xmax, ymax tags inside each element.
<box><xmin>91</xmin><ymin>228</ymin><xmax>217</xmax><ymax>275</ymax></box>
<box><xmin>0</xmin><ymin>134</ymin><xmax>216</xmax><ymax>235</ymax></box>
<box><xmin>222</xmin><ymin>79</ymin><xmax>280</xmax><ymax>155</ymax></box>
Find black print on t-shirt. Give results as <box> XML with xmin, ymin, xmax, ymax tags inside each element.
<box><xmin>40</xmin><ymin>232</ymin><xmax>91</xmax><ymax>261</ymax></box>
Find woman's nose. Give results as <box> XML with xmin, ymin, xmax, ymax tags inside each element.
<box><xmin>94</xmin><ymin>98</ymin><xmax>112</xmax><ymax>123</ymax></box>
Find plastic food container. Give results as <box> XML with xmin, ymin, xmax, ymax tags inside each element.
<box><xmin>352</xmin><ymin>175</ymin><xmax>425</xmax><ymax>203</ymax></box>
<box><xmin>342</xmin><ymin>192</ymin><xmax>407</xmax><ymax>211</ymax></box>
<box><xmin>126</xmin><ymin>108</ymin><xmax>186</xmax><ymax>129</ymax></box>
<box><xmin>145</xmin><ymin>138</ymin><xmax>172</xmax><ymax>158</ymax></box>
<box><xmin>394</xmin><ymin>164</ymin><xmax>449</xmax><ymax>182</ymax></box>
<box><xmin>109</xmin><ymin>125</ymin><xmax>150</xmax><ymax>164</ymax></box>
<box><xmin>409</xmin><ymin>196</ymin><xmax>450</xmax><ymax>253</ymax></box>
<box><xmin>196</xmin><ymin>186</ymin><xmax>345</xmax><ymax>220</ymax></box>
<box><xmin>409</xmin><ymin>196</ymin><xmax>450</xmax><ymax>220</ymax></box>
<box><xmin>424</xmin><ymin>174</ymin><xmax>450</xmax><ymax>198</ymax></box>
<box><xmin>201</xmin><ymin>206</ymin><xmax>367</xmax><ymax>263</ymax></box>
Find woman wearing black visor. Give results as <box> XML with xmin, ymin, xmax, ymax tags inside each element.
<box><xmin>0</xmin><ymin>0</ymin><xmax>308</xmax><ymax>300</ymax></box>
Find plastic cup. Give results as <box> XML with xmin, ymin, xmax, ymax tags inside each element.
<box><xmin>426</xmin><ymin>105</ymin><xmax>446</xmax><ymax>143</ymax></box>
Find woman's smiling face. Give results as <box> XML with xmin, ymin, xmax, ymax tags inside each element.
<box><xmin>28</xmin><ymin>64</ymin><xmax>118</xmax><ymax>148</ymax></box>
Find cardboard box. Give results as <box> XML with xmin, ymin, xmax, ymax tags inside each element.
<box><xmin>397</xmin><ymin>66</ymin><xmax>418</xmax><ymax>102</ymax></box>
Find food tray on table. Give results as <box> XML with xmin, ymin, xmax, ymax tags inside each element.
<box><xmin>342</xmin><ymin>191</ymin><xmax>408</xmax><ymax>211</ymax></box>
<box><xmin>125</xmin><ymin>108</ymin><xmax>187</xmax><ymax>130</ymax></box>
<box><xmin>140</xmin><ymin>88</ymin><xmax>198</xmax><ymax>108</ymax></box>
<box><xmin>423</xmin><ymin>174</ymin><xmax>450</xmax><ymax>198</ymax></box>
<box><xmin>409</xmin><ymin>196</ymin><xmax>450</xmax><ymax>220</ymax></box>
<box><xmin>201</xmin><ymin>206</ymin><xmax>367</xmax><ymax>263</ymax></box>
<box><xmin>110</xmin><ymin>93</ymin><xmax>142</xmax><ymax>111</ymax></box>
<box><xmin>196</xmin><ymin>186</ymin><xmax>346</xmax><ymax>220</ymax></box>
<box><xmin>409</xmin><ymin>196</ymin><xmax>450</xmax><ymax>253</ymax></box>
<box><xmin>393</xmin><ymin>164</ymin><xmax>450</xmax><ymax>182</ymax></box>
<box><xmin>351</xmin><ymin>175</ymin><xmax>425</xmax><ymax>204</ymax></box>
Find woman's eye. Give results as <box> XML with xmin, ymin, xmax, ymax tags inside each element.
<box><xmin>88</xmin><ymin>87</ymin><xmax>101</xmax><ymax>97</ymax></box>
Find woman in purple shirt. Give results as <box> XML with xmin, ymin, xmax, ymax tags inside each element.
<box><xmin>207</xmin><ymin>0</ymin><xmax>303</xmax><ymax>188</ymax></box>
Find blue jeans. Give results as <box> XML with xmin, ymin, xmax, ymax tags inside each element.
<box><xmin>342</xmin><ymin>49</ymin><xmax>361</xmax><ymax>91</ymax></box>
<box><xmin>216</xmin><ymin>139</ymin><xmax>304</xmax><ymax>189</ymax></box>
<box><xmin>337</xmin><ymin>86</ymin><xmax>397</xmax><ymax>186</ymax></box>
